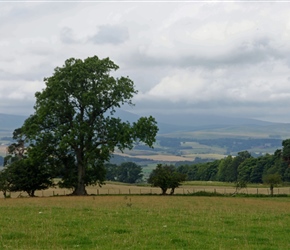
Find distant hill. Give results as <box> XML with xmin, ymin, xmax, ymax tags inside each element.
<box><xmin>1</xmin><ymin>110</ymin><xmax>289</xmax><ymax>139</ymax></box>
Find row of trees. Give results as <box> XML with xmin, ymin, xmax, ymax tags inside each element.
<box><xmin>176</xmin><ymin>140</ymin><xmax>290</xmax><ymax>184</ymax></box>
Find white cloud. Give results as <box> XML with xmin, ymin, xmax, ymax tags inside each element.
<box><xmin>1</xmin><ymin>2</ymin><xmax>290</xmax><ymax>122</ymax></box>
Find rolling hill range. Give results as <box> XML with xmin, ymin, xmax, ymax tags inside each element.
<box><xmin>1</xmin><ymin>111</ymin><xmax>290</xmax><ymax>165</ymax></box>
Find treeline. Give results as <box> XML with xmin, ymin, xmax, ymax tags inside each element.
<box><xmin>176</xmin><ymin>149</ymin><xmax>290</xmax><ymax>183</ymax></box>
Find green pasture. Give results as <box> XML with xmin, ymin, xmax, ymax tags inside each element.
<box><xmin>0</xmin><ymin>196</ymin><xmax>289</xmax><ymax>249</ymax></box>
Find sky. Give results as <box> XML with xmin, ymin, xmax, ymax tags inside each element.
<box><xmin>1</xmin><ymin>1</ymin><xmax>290</xmax><ymax>123</ymax></box>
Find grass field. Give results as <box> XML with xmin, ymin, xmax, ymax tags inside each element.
<box><xmin>0</xmin><ymin>196</ymin><xmax>289</xmax><ymax>249</ymax></box>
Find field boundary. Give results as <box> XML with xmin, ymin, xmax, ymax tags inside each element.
<box><xmin>1</xmin><ymin>185</ymin><xmax>290</xmax><ymax>198</ymax></box>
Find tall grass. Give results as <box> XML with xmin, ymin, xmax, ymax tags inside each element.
<box><xmin>0</xmin><ymin>196</ymin><xmax>289</xmax><ymax>249</ymax></box>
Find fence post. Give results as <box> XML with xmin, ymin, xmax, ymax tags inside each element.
<box><xmin>129</xmin><ymin>189</ymin><xmax>131</xmax><ymax>195</ymax></box>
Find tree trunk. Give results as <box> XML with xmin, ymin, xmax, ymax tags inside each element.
<box><xmin>28</xmin><ymin>190</ymin><xmax>35</xmax><ymax>197</ymax></box>
<box><xmin>72</xmin><ymin>147</ymin><xmax>88</xmax><ymax>196</ymax></box>
<box><xmin>270</xmin><ymin>185</ymin><xmax>274</xmax><ymax>197</ymax></box>
<box><xmin>73</xmin><ymin>162</ymin><xmax>87</xmax><ymax>196</ymax></box>
<box><xmin>161</xmin><ymin>188</ymin><xmax>167</xmax><ymax>195</ymax></box>
<box><xmin>170</xmin><ymin>188</ymin><xmax>175</xmax><ymax>195</ymax></box>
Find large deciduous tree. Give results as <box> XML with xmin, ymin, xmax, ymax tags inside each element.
<box><xmin>16</xmin><ymin>56</ymin><xmax>158</xmax><ymax>195</ymax></box>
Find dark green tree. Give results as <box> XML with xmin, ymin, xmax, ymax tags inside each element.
<box><xmin>249</xmin><ymin>154</ymin><xmax>273</xmax><ymax>183</ymax></box>
<box><xmin>3</xmin><ymin>133</ymin><xmax>55</xmax><ymax>197</ymax></box>
<box><xmin>282</xmin><ymin>139</ymin><xmax>290</xmax><ymax>166</ymax></box>
<box><xmin>116</xmin><ymin>162</ymin><xmax>143</xmax><ymax>183</ymax></box>
<box><xmin>196</xmin><ymin>161</ymin><xmax>219</xmax><ymax>181</ymax></box>
<box><xmin>16</xmin><ymin>56</ymin><xmax>158</xmax><ymax>195</ymax></box>
<box><xmin>2</xmin><ymin>158</ymin><xmax>54</xmax><ymax>197</ymax></box>
<box><xmin>228</xmin><ymin>151</ymin><xmax>252</xmax><ymax>182</ymax></box>
<box><xmin>104</xmin><ymin>163</ymin><xmax>118</xmax><ymax>181</ymax></box>
<box><xmin>217</xmin><ymin>155</ymin><xmax>233</xmax><ymax>182</ymax></box>
<box><xmin>177</xmin><ymin>164</ymin><xmax>198</xmax><ymax>181</ymax></box>
<box><xmin>148</xmin><ymin>164</ymin><xmax>186</xmax><ymax>195</ymax></box>
<box><xmin>237</xmin><ymin>157</ymin><xmax>257</xmax><ymax>183</ymax></box>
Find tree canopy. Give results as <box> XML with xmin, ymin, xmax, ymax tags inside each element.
<box><xmin>15</xmin><ymin>56</ymin><xmax>158</xmax><ymax>195</ymax></box>
<box><xmin>148</xmin><ymin>164</ymin><xmax>186</xmax><ymax>195</ymax></box>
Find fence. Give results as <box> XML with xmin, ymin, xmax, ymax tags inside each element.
<box><xmin>2</xmin><ymin>185</ymin><xmax>290</xmax><ymax>198</ymax></box>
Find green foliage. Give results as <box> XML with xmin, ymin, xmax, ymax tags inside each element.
<box><xmin>176</xmin><ymin>144</ymin><xmax>290</xmax><ymax>184</ymax></box>
<box><xmin>262</xmin><ymin>173</ymin><xmax>282</xmax><ymax>196</ymax></box>
<box><xmin>16</xmin><ymin>56</ymin><xmax>158</xmax><ymax>195</ymax></box>
<box><xmin>216</xmin><ymin>155</ymin><xmax>233</xmax><ymax>182</ymax></box>
<box><xmin>104</xmin><ymin>162</ymin><xmax>143</xmax><ymax>183</ymax></box>
<box><xmin>1</xmin><ymin>134</ymin><xmax>55</xmax><ymax>197</ymax></box>
<box><xmin>282</xmin><ymin>139</ymin><xmax>290</xmax><ymax>165</ymax></box>
<box><xmin>2</xmin><ymin>159</ymin><xmax>54</xmax><ymax>197</ymax></box>
<box><xmin>115</xmin><ymin>162</ymin><xmax>143</xmax><ymax>183</ymax></box>
<box><xmin>148</xmin><ymin>164</ymin><xmax>186</xmax><ymax>195</ymax></box>
<box><xmin>237</xmin><ymin>157</ymin><xmax>257</xmax><ymax>183</ymax></box>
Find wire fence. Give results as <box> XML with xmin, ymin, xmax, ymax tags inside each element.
<box><xmin>2</xmin><ymin>185</ymin><xmax>290</xmax><ymax>198</ymax></box>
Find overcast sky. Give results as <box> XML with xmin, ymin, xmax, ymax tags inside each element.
<box><xmin>1</xmin><ymin>1</ymin><xmax>290</xmax><ymax>123</ymax></box>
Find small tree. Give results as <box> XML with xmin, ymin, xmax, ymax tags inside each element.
<box><xmin>233</xmin><ymin>180</ymin><xmax>247</xmax><ymax>195</ymax></box>
<box><xmin>4</xmin><ymin>134</ymin><xmax>55</xmax><ymax>197</ymax></box>
<box><xmin>3</xmin><ymin>158</ymin><xmax>54</xmax><ymax>197</ymax></box>
<box><xmin>148</xmin><ymin>164</ymin><xmax>186</xmax><ymax>195</ymax></box>
<box><xmin>262</xmin><ymin>173</ymin><xmax>282</xmax><ymax>196</ymax></box>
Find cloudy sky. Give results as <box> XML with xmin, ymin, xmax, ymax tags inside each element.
<box><xmin>1</xmin><ymin>1</ymin><xmax>290</xmax><ymax>123</ymax></box>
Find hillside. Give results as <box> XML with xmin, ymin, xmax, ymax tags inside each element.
<box><xmin>1</xmin><ymin>111</ymin><xmax>290</xmax><ymax>165</ymax></box>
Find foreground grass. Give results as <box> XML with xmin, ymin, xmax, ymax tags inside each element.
<box><xmin>0</xmin><ymin>196</ymin><xmax>290</xmax><ymax>249</ymax></box>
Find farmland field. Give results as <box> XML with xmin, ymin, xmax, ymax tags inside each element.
<box><xmin>0</xmin><ymin>196</ymin><xmax>289</xmax><ymax>249</ymax></box>
<box><xmin>0</xmin><ymin>146</ymin><xmax>6</xmax><ymax>157</ymax></box>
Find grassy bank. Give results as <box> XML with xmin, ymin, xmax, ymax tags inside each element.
<box><xmin>0</xmin><ymin>196</ymin><xmax>289</xmax><ymax>249</ymax></box>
